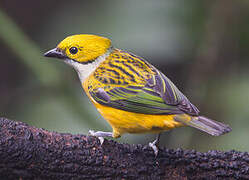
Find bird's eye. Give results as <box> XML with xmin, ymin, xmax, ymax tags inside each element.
<box><xmin>69</xmin><ymin>47</ymin><xmax>78</xmax><ymax>54</ymax></box>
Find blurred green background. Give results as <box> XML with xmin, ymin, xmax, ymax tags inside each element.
<box><xmin>1</xmin><ymin>0</ymin><xmax>249</xmax><ymax>152</ymax></box>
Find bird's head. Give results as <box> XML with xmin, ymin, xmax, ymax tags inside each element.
<box><xmin>44</xmin><ymin>34</ymin><xmax>112</xmax><ymax>64</ymax></box>
<box><xmin>44</xmin><ymin>34</ymin><xmax>112</xmax><ymax>82</ymax></box>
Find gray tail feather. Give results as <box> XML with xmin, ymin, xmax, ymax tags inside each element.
<box><xmin>176</xmin><ymin>115</ymin><xmax>232</xmax><ymax>136</ymax></box>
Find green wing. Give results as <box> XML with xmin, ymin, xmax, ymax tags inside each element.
<box><xmin>89</xmin><ymin>68</ymin><xmax>199</xmax><ymax>115</ymax></box>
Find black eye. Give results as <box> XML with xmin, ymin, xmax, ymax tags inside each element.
<box><xmin>69</xmin><ymin>47</ymin><xmax>78</xmax><ymax>54</ymax></box>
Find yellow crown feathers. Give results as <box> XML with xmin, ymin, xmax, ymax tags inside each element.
<box><xmin>57</xmin><ymin>34</ymin><xmax>112</xmax><ymax>63</ymax></box>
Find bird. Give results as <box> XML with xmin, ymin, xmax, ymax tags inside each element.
<box><xmin>44</xmin><ymin>34</ymin><xmax>231</xmax><ymax>156</ymax></box>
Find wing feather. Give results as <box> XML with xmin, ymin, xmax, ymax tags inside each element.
<box><xmin>88</xmin><ymin>49</ymin><xmax>200</xmax><ymax>115</ymax></box>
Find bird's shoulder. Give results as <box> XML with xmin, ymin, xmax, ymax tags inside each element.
<box><xmin>87</xmin><ymin>49</ymin><xmax>156</xmax><ymax>91</ymax></box>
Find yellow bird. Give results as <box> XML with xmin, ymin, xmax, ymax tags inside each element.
<box><xmin>44</xmin><ymin>34</ymin><xmax>231</xmax><ymax>155</ymax></box>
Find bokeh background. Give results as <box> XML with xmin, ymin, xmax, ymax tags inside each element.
<box><xmin>1</xmin><ymin>0</ymin><xmax>249</xmax><ymax>152</ymax></box>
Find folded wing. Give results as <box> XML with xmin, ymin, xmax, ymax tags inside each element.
<box><xmin>89</xmin><ymin>50</ymin><xmax>199</xmax><ymax>115</ymax></box>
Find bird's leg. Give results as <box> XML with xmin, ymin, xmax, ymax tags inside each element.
<box><xmin>89</xmin><ymin>130</ymin><xmax>113</xmax><ymax>145</ymax></box>
<box><xmin>149</xmin><ymin>133</ymin><xmax>161</xmax><ymax>156</ymax></box>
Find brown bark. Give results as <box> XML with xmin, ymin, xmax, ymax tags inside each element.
<box><xmin>0</xmin><ymin>117</ymin><xmax>248</xmax><ymax>180</ymax></box>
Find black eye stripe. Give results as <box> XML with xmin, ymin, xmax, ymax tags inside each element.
<box><xmin>69</xmin><ymin>47</ymin><xmax>78</xmax><ymax>54</ymax></box>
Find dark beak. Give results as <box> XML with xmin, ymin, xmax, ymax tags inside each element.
<box><xmin>44</xmin><ymin>48</ymin><xmax>67</xmax><ymax>59</ymax></box>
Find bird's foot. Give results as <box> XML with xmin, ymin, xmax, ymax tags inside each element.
<box><xmin>149</xmin><ymin>139</ymin><xmax>159</xmax><ymax>157</ymax></box>
<box><xmin>89</xmin><ymin>130</ymin><xmax>113</xmax><ymax>145</ymax></box>
<box><xmin>148</xmin><ymin>133</ymin><xmax>161</xmax><ymax>156</ymax></box>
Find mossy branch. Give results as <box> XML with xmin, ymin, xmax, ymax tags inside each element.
<box><xmin>0</xmin><ymin>117</ymin><xmax>248</xmax><ymax>180</ymax></box>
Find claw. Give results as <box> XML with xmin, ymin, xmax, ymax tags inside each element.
<box><xmin>88</xmin><ymin>130</ymin><xmax>96</xmax><ymax>136</ymax></box>
<box><xmin>88</xmin><ymin>130</ymin><xmax>113</xmax><ymax>145</ymax></box>
<box><xmin>149</xmin><ymin>141</ymin><xmax>159</xmax><ymax>156</ymax></box>
<box><xmin>98</xmin><ymin>137</ymin><xmax>105</xmax><ymax>145</ymax></box>
<box><xmin>89</xmin><ymin>130</ymin><xmax>104</xmax><ymax>145</ymax></box>
<box><xmin>148</xmin><ymin>133</ymin><xmax>161</xmax><ymax>156</ymax></box>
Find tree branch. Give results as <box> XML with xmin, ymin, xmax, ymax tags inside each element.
<box><xmin>0</xmin><ymin>117</ymin><xmax>248</xmax><ymax>179</ymax></box>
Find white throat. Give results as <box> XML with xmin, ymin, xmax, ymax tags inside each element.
<box><xmin>64</xmin><ymin>51</ymin><xmax>110</xmax><ymax>83</ymax></box>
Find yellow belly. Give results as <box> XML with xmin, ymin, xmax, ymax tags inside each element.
<box><xmin>82</xmin><ymin>80</ymin><xmax>190</xmax><ymax>138</ymax></box>
<box><xmin>94</xmin><ymin>102</ymin><xmax>188</xmax><ymax>138</ymax></box>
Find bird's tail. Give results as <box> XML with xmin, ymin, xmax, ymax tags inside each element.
<box><xmin>174</xmin><ymin>115</ymin><xmax>232</xmax><ymax>136</ymax></box>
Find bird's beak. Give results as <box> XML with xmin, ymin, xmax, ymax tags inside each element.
<box><xmin>44</xmin><ymin>48</ymin><xmax>67</xmax><ymax>59</ymax></box>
